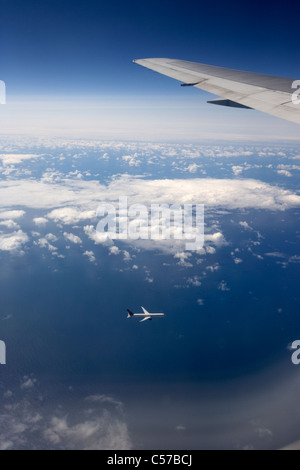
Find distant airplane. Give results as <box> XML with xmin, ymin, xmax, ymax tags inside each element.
<box><xmin>127</xmin><ymin>307</ymin><xmax>166</xmax><ymax>322</ymax></box>
<box><xmin>133</xmin><ymin>58</ymin><xmax>300</xmax><ymax>125</ymax></box>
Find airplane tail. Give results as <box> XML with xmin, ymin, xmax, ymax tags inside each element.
<box><xmin>127</xmin><ymin>309</ymin><xmax>134</xmax><ymax>318</ymax></box>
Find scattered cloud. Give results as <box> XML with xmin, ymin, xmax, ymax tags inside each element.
<box><xmin>48</xmin><ymin>208</ymin><xmax>96</xmax><ymax>225</ymax></box>
<box><xmin>232</xmin><ymin>166</ymin><xmax>244</xmax><ymax>176</ymax></box>
<box><xmin>239</xmin><ymin>221</ymin><xmax>252</xmax><ymax>230</ymax></box>
<box><xmin>175</xmin><ymin>425</ymin><xmax>186</xmax><ymax>432</ymax></box>
<box><xmin>186</xmin><ymin>163</ymin><xmax>200</xmax><ymax>174</ymax></box>
<box><xmin>64</xmin><ymin>232</ymin><xmax>82</xmax><ymax>245</ymax></box>
<box><xmin>33</xmin><ymin>217</ymin><xmax>48</xmax><ymax>226</ymax></box>
<box><xmin>0</xmin><ymin>154</ymin><xmax>41</xmax><ymax>165</ymax></box>
<box><xmin>206</xmin><ymin>263</ymin><xmax>220</xmax><ymax>272</ymax></box>
<box><xmin>205</xmin><ymin>232</ymin><xmax>228</xmax><ymax>248</ymax></box>
<box><xmin>0</xmin><ymin>230</ymin><xmax>29</xmax><ymax>253</ymax></box>
<box><xmin>122</xmin><ymin>154</ymin><xmax>141</xmax><ymax>167</ymax></box>
<box><xmin>0</xmin><ymin>220</ymin><xmax>20</xmax><ymax>229</ymax></box>
<box><xmin>109</xmin><ymin>246</ymin><xmax>120</xmax><ymax>256</ymax></box>
<box><xmin>174</xmin><ymin>252</ymin><xmax>193</xmax><ymax>267</ymax></box>
<box><xmin>187</xmin><ymin>276</ymin><xmax>202</xmax><ymax>287</ymax></box>
<box><xmin>85</xmin><ymin>394</ymin><xmax>123</xmax><ymax>410</ymax></box>
<box><xmin>35</xmin><ymin>238</ymin><xmax>57</xmax><ymax>253</ymax></box>
<box><xmin>0</xmin><ymin>388</ymin><xmax>132</xmax><ymax>450</ymax></box>
<box><xmin>20</xmin><ymin>376</ymin><xmax>38</xmax><ymax>391</ymax></box>
<box><xmin>218</xmin><ymin>281</ymin><xmax>230</xmax><ymax>292</ymax></box>
<box><xmin>43</xmin><ymin>414</ymin><xmax>131</xmax><ymax>450</ymax></box>
<box><xmin>277</xmin><ymin>170</ymin><xmax>292</xmax><ymax>178</ymax></box>
<box><xmin>0</xmin><ymin>210</ymin><xmax>25</xmax><ymax>220</ymax></box>
<box><xmin>265</xmin><ymin>252</ymin><xmax>285</xmax><ymax>259</ymax></box>
<box><xmin>45</xmin><ymin>233</ymin><xmax>58</xmax><ymax>243</ymax></box>
<box><xmin>84</xmin><ymin>251</ymin><xmax>96</xmax><ymax>263</ymax></box>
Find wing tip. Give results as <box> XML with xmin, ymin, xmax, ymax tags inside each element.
<box><xmin>132</xmin><ymin>58</ymin><xmax>173</xmax><ymax>65</ymax></box>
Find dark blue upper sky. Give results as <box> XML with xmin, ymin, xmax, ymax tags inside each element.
<box><xmin>1</xmin><ymin>0</ymin><xmax>300</xmax><ymax>96</ymax></box>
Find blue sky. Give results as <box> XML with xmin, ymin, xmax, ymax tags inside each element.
<box><xmin>1</xmin><ymin>0</ymin><xmax>300</xmax><ymax>95</ymax></box>
<box><xmin>1</xmin><ymin>0</ymin><xmax>299</xmax><ymax>140</ymax></box>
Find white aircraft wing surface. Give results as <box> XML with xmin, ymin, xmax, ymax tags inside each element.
<box><xmin>133</xmin><ymin>58</ymin><xmax>300</xmax><ymax>125</ymax></box>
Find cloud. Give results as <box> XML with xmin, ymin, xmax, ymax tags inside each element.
<box><xmin>175</xmin><ymin>425</ymin><xmax>186</xmax><ymax>432</ymax></box>
<box><xmin>215</xmin><ymin>150</ymin><xmax>254</xmax><ymax>158</ymax></box>
<box><xmin>122</xmin><ymin>154</ymin><xmax>141</xmax><ymax>167</ymax></box>
<box><xmin>20</xmin><ymin>376</ymin><xmax>37</xmax><ymax>391</ymax></box>
<box><xmin>265</xmin><ymin>252</ymin><xmax>285</xmax><ymax>259</ymax></box>
<box><xmin>232</xmin><ymin>166</ymin><xmax>244</xmax><ymax>176</ymax></box>
<box><xmin>48</xmin><ymin>208</ymin><xmax>96</xmax><ymax>225</ymax></box>
<box><xmin>186</xmin><ymin>163</ymin><xmax>199</xmax><ymax>174</ymax></box>
<box><xmin>174</xmin><ymin>252</ymin><xmax>193</xmax><ymax>267</ymax></box>
<box><xmin>84</xmin><ymin>225</ymin><xmax>110</xmax><ymax>245</ymax></box>
<box><xmin>0</xmin><ymin>230</ymin><xmax>29</xmax><ymax>253</ymax></box>
<box><xmin>256</xmin><ymin>427</ymin><xmax>273</xmax><ymax>439</ymax></box>
<box><xmin>0</xmin><ymin>176</ymin><xmax>299</xmax><ymax>215</ymax></box>
<box><xmin>45</xmin><ymin>233</ymin><xmax>58</xmax><ymax>243</ymax></box>
<box><xmin>277</xmin><ymin>170</ymin><xmax>292</xmax><ymax>177</ymax></box>
<box><xmin>0</xmin><ymin>220</ymin><xmax>20</xmax><ymax>229</ymax></box>
<box><xmin>277</xmin><ymin>164</ymin><xmax>300</xmax><ymax>172</ymax></box>
<box><xmin>205</xmin><ymin>232</ymin><xmax>227</xmax><ymax>247</ymax></box>
<box><xmin>0</xmin><ymin>210</ymin><xmax>25</xmax><ymax>220</ymax></box>
<box><xmin>218</xmin><ymin>281</ymin><xmax>230</xmax><ymax>292</ymax></box>
<box><xmin>239</xmin><ymin>221</ymin><xmax>252</xmax><ymax>230</ymax></box>
<box><xmin>64</xmin><ymin>232</ymin><xmax>82</xmax><ymax>245</ymax></box>
<box><xmin>0</xmin><ymin>390</ymin><xmax>132</xmax><ymax>450</ymax></box>
<box><xmin>206</xmin><ymin>263</ymin><xmax>220</xmax><ymax>272</ymax></box>
<box><xmin>43</xmin><ymin>414</ymin><xmax>131</xmax><ymax>450</ymax></box>
<box><xmin>35</xmin><ymin>238</ymin><xmax>57</xmax><ymax>253</ymax></box>
<box><xmin>84</xmin><ymin>251</ymin><xmax>96</xmax><ymax>263</ymax></box>
<box><xmin>33</xmin><ymin>217</ymin><xmax>48</xmax><ymax>226</ymax></box>
<box><xmin>0</xmin><ymin>166</ymin><xmax>299</xmax><ymax>259</ymax></box>
<box><xmin>187</xmin><ymin>276</ymin><xmax>202</xmax><ymax>287</ymax></box>
<box><xmin>109</xmin><ymin>246</ymin><xmax>120</xmax><ymax>256</ymax></box>
<box><xmin>85</xmin><ymin>395</ymin><xmax>123</xmax><ymax>410</ymax></box>
<box><xmin>123</xmin><ymin>251</ymin><xmax>132</xmax><ymax>262</ymax></box>
<box><xmin>0</xmin><ymin>154</ymin><xmax>41</xmax><ymax>165</ymax></box>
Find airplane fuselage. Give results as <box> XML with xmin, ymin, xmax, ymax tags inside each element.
<box><xmin>131</xmin><ymin>313</ymin><xmax>165</xmax><ymax>318</ymax></box>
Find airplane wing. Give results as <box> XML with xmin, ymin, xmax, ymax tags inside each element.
<box><xmin>133</xmin><ymin>58</ymin><xmax>300</xmax><ymax>125</ymax></box>
<box><xmin>141</xmin><ymin>307</ymin><xmax>150</xmax><ymax>315</ymax></box>
<box><xmin>140</xmin><ymin>316</ymin><xmax>152</xmax><ymax>322</ymax></box>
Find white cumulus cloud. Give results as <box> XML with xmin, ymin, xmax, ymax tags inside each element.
<box><xmin>0</xmin><ymin>230</ymin><xmax>29</xmax><ymax>253</ymax></box>
<box><xmin>84</xmin><ymin>251</ymin><xmax>96</xmax><ymax>263</ymax></box>
<box><xmin>0</xmin><ymin>154</ymin><xmax>41</xmax><ymax>165</ymax></box>
<box><xmin>64</xmin><ymin>232</ymin><xmax>82</xmax><ymax>245</ymax></box>
<box><xmin>0</xmin><ymin>210</ymin><xmax>25</xmax><ymax>220</ymax></box>
<box><xmin>33</xmin><ymin>217</ymin><xmax>48</xmax><ymax>226</ymax></box>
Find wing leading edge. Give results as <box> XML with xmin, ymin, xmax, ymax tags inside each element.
<box><xmin>133</xmin><ymin>58</ymin><xmax>300</xmax><ymax>125</ymax></box>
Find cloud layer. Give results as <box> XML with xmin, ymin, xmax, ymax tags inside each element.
<box><xmin>0</xmin><ymin>176</ymin><xmax>298</xmax><ymax>214</ymax></box>
<box><xmin>0</xmin><ymin>383</ymin><xmax>132</xmax><ymax>450</ymax></box>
